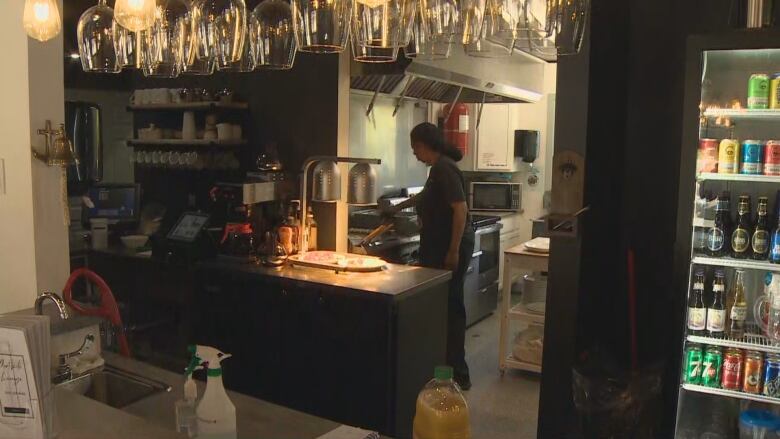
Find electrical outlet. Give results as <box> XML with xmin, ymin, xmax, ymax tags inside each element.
<box><xmin>0</xmin><ymin>158</ymin><xmax>5</xmax><ymax>195</ymax></box>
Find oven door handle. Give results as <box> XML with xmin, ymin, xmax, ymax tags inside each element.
<box><xmin>474</xmin><ymin>223</ymin><xmax>503</xmax><ymax>235</ymax></box>
<box><xmin>472</xmin><ymin>250</ymin><xmax>483</xmax><ymax>258</ymax></box>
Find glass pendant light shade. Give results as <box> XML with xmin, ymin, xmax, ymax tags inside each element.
<box><xmin>250</xmin><ymin>0</ymin><xmax>296</xmax><ymax>70</ymax></box>
<box><xmin>405</xmin><ymin>10</ymin><xmax>450</xmax><ymax>60</ymax></box>
<box><xmin>418</xmin><ymin>0</ymin><xmax>458</xmax><ymax>40</ymax></box>
<box><xmin>193</xmin><ymin>0</ymin><xmax>248</xmax><ymax>68</ymax></box>
<box><xmin>23</xmin><ymin>0</ymin><xmax>62</xmax><ymax>42</ymax></box>
<box><xmin>352</xmin><ymin>0</ymin><xmax>415</xmax><ymax>49</ymax></box>
<box><xmin>219</xmin><ymin>28</ymin><xmax>256</xmax><ymax>71</ymax></box>
<box><xmin>456</xmin><ymin>0</ymin><xmax>485</xmax><ymax>44</ymax></box>
<box><xmin>115</xmin><ymin>0</ymin><xmax>157</xmax><ymax>32</ymax></box>
<box><xmin>292</xmin><ymin>0</ymin><xmax>353</xmax><ymax>53</ymax></box>
<box><xmin>77</xmin><ymin>0</ymin><xmax>121</xmax><ymax>73</ymax></box>
<box><xmin>140</xmin><ymin>0</ymin><xmax>191</xmax><ymax>78</ymax></box>
<box><xmin>352</xmin><ymin>35</ymin><xmax>399</xmax><ymax>63</ymax></box>
<box><xmin>114</xmin><ymin>25</ymin><xmax>139</xmax><ymax>68</ymax></box>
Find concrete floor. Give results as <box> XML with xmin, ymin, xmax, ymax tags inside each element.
<box><xmin>464</xmin><ymin>311</ymin><xmax>540</xmax><ymax>439</ymax></box>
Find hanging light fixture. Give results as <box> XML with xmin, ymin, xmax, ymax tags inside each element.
<box><xmin>352</xmin><ymin>0</ymin><xmax>415</xmax><ymax>49</ymax></box>
<box><xmin>77</xmin><ymin>0</ymin><xmax>121</xmax><ymax>73</ymax></box>
<box><xmin>292</xmin><ymin>0</ymin><xmax>353</xmax><ymax>53</ymax></box>
<box><xmin>114</xmin><ymin>24</ymin><xmax>139</xmax><ymax>68</ymax></box>
<box><xmin>192</xmin><ymin>0</ymin><xmax>248</xmax><ymax>69</ymax></box>
<box><xmin>219</xmin><ymin>28</ymin><xmax>256</xmax><ymax>72</ymax></box>
<box><xmin>405</xmin><ymin>9</ymin><xmax>450</xmax><ymax>60</ymax></box>
<box><xmin>250</xmin><ymin>0</ymin><xmax>296</xmax><ymax>70</ymax></box>
<box><xmin>23</xmin><ymin>0</ymin><xmax>61</xmax><ymax>42</ymax></box>
<box><xmin>115</xmin><ymin>0</ymin><xmax>157</xmax><ymax>32</ymax></box>
<box><xmin>312</xmin><ymin>161</ymin><xmax>341</xmax><ymax>202</ymax></box>
<box><xmin>347</xmin><ymin>163</ymin><xmax>378</xmax><ymax>205</ymax></box>
<box><xmin>140</xmin><ymin>0</ymin><xmax>191</xmax><ymax>78</ymax></box>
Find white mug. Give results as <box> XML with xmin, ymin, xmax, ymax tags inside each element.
<box><xmin>216</xmin><ymin>123</ymin><xmax>232</xmax><ymax>141</ymax></box>
<box><xmin>182</xmin><ymin>111</ymin><xmax>196</xmax><ymax>140</ymax></box>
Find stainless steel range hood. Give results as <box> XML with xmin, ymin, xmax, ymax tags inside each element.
<box><xmin>350</xmin><ymin>44</ymin><xmax>547</xmax><ymax>104</ymax></box>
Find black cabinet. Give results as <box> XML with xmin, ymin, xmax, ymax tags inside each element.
<box><xmin>193</xmin><ymin>266</ymin><xmax>449</xmax><ymax>439</ymax></box>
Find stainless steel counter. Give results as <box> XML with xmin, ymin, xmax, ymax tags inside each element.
<box><xmin>57</xmin><ymin>352</ymin><xmax>387</xmax><ymax>439</ymax></box>
<box><xmin>200</xmin><ymin>259</ymin><xmax>451</xmax><ymax>297</ymax></box>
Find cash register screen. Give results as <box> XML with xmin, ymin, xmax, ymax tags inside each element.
<box><xmin>85</xmin><ymin>184</ymin><xmax>140</xmax><ymax>222</ymax></box>
<box><xmin>167</xmin><ymin>213</ymin><xmax>209</xmax><ymax>243</ymax></box>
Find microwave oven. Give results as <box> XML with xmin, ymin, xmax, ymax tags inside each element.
<box><xmin>469</xmin><ymin>182</ymin><xmax>521</xmax><ymax>212</ymax></box>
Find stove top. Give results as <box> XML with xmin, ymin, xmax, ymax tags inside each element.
<box><xmin>471</xmin><ymin>214</ymin><xmax>501</xmax><ymax>228</ymax></box>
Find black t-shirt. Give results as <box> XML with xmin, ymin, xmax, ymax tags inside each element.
<box><xmin>417</xmin><ymin>156</ymin><xmax>474</xmax><ymax>266</ymax></box>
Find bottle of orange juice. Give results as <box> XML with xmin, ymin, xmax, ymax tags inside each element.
<box><xmin>413</xmin><ymin>366</ymin><xmax>471</xmax><ymax>439</ymax></box>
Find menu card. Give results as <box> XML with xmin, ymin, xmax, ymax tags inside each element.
<box><xmin>0</xmin><ymin>315</ymin><xmax>50</xmax><ymax>439</ymax></box>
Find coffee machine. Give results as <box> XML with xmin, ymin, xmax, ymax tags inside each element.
<box><xmin>208</xmin><ymin>182</ymin><xmax>278</xmax><ymax>260</ymax></box>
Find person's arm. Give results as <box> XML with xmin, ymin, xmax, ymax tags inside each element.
<box><xmin>390</xmin><ymin>192</ymin><xmax>421</xmax><ymax>212</ymax></box>
<box><xmin>444</xmin><ymin>201</ymin><xmax>468</xmax><ymax>270</ymax></box>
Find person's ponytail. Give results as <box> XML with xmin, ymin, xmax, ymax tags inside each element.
<box><xmin>410</xmin><ymin>122</ymin><xmax>464</xmax><ymax>162</ymax></box>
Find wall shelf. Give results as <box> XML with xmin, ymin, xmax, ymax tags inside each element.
<box><xmin>697</xmin><ymin>173</ymin><xmax>780</xmax><ymax>183</ymax></box>
<box><xmin>127</xmin><ymin>139</ymin><xmax>247</xmax><ymax>148</ymax></box>
<box><xmin>702</xmin><ymin>108</ymin><xmax>780</xmax><ymax>120</ymax></box>
<box><xmin>508</xmin><ymin>303</ymin><xmax>545</xmax><ymax>324</ymax></box>
<box><xmin>127</xmin><ymin>102</ymin><xmax>249</xmax><ymax>111</ymax></box>
<box><xmin>682</xmin><ymin>383</ymin><xmax>780</xmax><ymax>405</ymax></box>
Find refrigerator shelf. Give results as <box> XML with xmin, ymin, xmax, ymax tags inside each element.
<box><xmin>702</xmin><ymin>108</ymin><xmax>780</xmax><ymax>119</ymax></box>
<box><xmin>691</xmin><ymin>256</ymin><xmax>779</xmax><ymax>271</ymax></box>
<box><xmin>682</xmin><ymin>383</ymin><xmax>780</xmax><ymax>405</ymax></box>
<box><xmin>697</xmin><ymin>173</ymin><xmax>780</xmax><ymax>183</ymax></box>
<box><xmin>686</xmin><ymin>328</ymin><xmax>780</xmax><ymax>354</ymax></box>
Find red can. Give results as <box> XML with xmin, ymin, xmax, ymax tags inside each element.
<box><xmin>765</xmin><ymin>140</ymin><xmax>780</xmax><ymax>175</ymax></box>
<box><xmin>743</xmin><ymin>351</ymin><xmax>764</xmax><ymax>394</ymax></box>
<box><xmin>722</xmin><ymin>348</ymin><xmax>744</xmax><ymax>390</ymax></box>
<box><xmin>698</xmin><ymin>138</ymin><xmax>719</xmax><ymax>173</ymax></box>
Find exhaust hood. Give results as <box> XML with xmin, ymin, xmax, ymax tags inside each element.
<box><xmin>350</xmin><ymin>45</ymin><xmax>547</xmax><ymax>104</ymax></box>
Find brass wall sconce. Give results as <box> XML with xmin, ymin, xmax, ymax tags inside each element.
<box><xmin>32</xmin><ymin>120</ymin><xmax>78</xmax><ymax>167</ymax></box>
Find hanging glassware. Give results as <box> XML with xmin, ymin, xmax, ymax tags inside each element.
<box><xmin>114</xmin><ymin>0</ymin><xmax>157</xmax><ymax>32</ymax></box>
<box><xmin>352</xmin><ymin>33</ymin><xmax>400</xmax><ymax>62</ymax></box>
<box><xmin>485</xmin><ymin>0</ymin><xmax>519</xmax><ymax>45</ymax></box>
<box><xmin>539</xmin><ymin>0</ymin><xmax>587</xmax><ymax>56</ymax></box>
<box><xmin>456</xmin><ymin>0</ymin><xmax>485</xmax><ymax>44</ymax></box>
<box><xmin>417</xmin><ymin>0</ymin><xmax>458</xmax><ymax>40</ymax></box>
<box><xmin>405</xmin><ymin>10</ymin><xmax>450</xmax><ymax>60</ymax></box>
<box><xmin>192</xmin><ymin>0</ymin><xmax>248</xmax><ymax>69</ymax></box>
<box><xmin>292</xmin><ymin>0</ymin><xmax>353</xmax><ymax>53</ymax></box>
<box><xmin>140</xmin><ymin>0</ymin><xmax>191</xmax><ymax>78</ymax></box>
<box><xmin>181</xmin><ymin>4</ymin><xmax>215</xmax><ymax>74</ymax></box>
<box><xmin>352</xmin><ymin>0</ymin><xmax>415</xmax><ymax>49</ymax></box>
<box><xmin>463</xmin><ymin>1</ymin><xmax>514</xmax><ymax>58</ymax></box>
<box><xmin>250</xmin><ymin>0</ymin><xmax>297</xmax><ymax>70</ymax></box>
<box><xmin>219</xmin><ymin>28</ymin><xmax>257</xmax><ymax>71</ymax></box>
<box><xmin>23</xmin><ymin>0</ymin><xmax>62</xmax><ymax>42</ymax></box>
<box><xmin>114</xmin><ymin>23</ymin><xmax>139</xmax><ymax>68</ymax></box>
<box><xmin>77</xmin><ymin>0</ymin><xmax>121</xmax><ymax>73</ymax></box>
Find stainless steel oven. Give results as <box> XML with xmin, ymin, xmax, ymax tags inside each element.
<box><xmin>469</xmin><ymin>182</ymin><xmax>521</xmax><ymax>212</ymax></box>
<box><xmin>464</xmin><ymin>216</ymin><xmax>502</xmax><ymax>326</ymax></box>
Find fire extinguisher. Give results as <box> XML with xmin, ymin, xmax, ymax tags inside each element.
<box><xmin>441</xmin><ymin>104</ymin><xmax>469</xmax><ymax>156</ymax></box>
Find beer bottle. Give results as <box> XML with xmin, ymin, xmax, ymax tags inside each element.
<box><xmin>707</xmin><ymin>192</ymin><xmax>732</xmax><ymax>257</ymax></box>
<box><xmin>770</xmin><ymin>190</ymin><xmax>780</xmax><ymax>263</ymax></box>
<box><xmin>729</xmin><ymin>269</ymin><xmax>748</xmax><ymax>338</ymax></box>
<box><xmin>732</xmin><ymin>195</ymin><xmax>752</xmax><ymax>259</ymax></box>
<box><xmin>753</xmin><ymin>197</ymin><xmax>770</xmax><ymax>260</ymax></box>
<box><xmin>706</xmin><ymin>270</ymin><xmax>726</xmax><ymax>338</ymax></box>
<box><xmin>687</xmin><ymin>269</ymin><xmax>707</xmax><ymax>336</ymax></box>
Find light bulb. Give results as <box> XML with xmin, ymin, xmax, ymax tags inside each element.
<box><xmin>23</xmin><ymin>0</ymin><xmax>61</xmax><ymax>42</ymax></box>
<box><xmin>115</xmin><ymin>0</ymin><xmax>156</xmax><ymax>32</ymax></box>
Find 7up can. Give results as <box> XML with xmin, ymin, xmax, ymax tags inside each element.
<box><xmin>702</xmin><ymin>346</ymin><xmax>723</xmax><ymax>387</ymax></box>
<box><xmin>749</xmin><ymin>73</ymin><xmax>770</xmax><ymax>109</ymax></box>
<box><xmin>684</xmin><ymin>344</ymin><xmax>704</xmax><ymax>384</ymax></box>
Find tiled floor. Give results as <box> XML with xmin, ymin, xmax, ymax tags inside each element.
<box><xmin>464</xmin><ymin>311</ymin><xmax>541</xmax><ymax>439</ymax></box>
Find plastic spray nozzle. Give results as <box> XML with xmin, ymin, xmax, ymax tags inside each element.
<box><xmin>185</xmin><ymin>345</ymin><xmax>203</xmax><ymax>377</ymax></box>
<box><xmin>193</xmin><ymin>345</ymin><xmax>232</xmax><ymax>370</ymax></box>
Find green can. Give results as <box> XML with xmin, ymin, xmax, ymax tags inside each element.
<box><xmin>749</xmin><ymin>73</ymin><xmax>770</xmax><ymax>109</ymax></box>
<box><xmin>702</xmin><ymin>346</ymin><xmax>723</xmax><ymax>387</ymax></box>
<box><xmin>683</xmin><ymin>344</ymin><xmax>704</xmax><ymax>385</ymax></box>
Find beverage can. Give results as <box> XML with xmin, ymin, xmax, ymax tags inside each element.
<box><xmin>718</xmin><ymin>139</ymin><xmax>740</xmax><ymax>174</ymax></box>
<box><xmin>741</xmin><ymin>140</ymin><xmax>764</xmax><ymax>174</ymax></box>
<box><xmin>749</xmin><ymin>73</ymin><xmax>770</xmax><ymax>109</ymax></box>
<box><xmin>743</xmin><ymin>351</ymin><xmax>764</xmax><ymax>394</ymax></box>
<box><xmin>763</xmin><ymin>354</ymin><xmax>780</xmax><ymax>396</ymax></box>
<box><xmin>702</xmin><ymin>346</ymin><xmax>723</xmax><ymax>387</ymax></box>
<box><xmin>722</xmin><ymin>348</ymin><xmax>744</xmax><ymax>390</ymax></box>
<box><xmin>765</xmin><ymin>141</ymin><xmax>780</xmax><ymax>175</ymax></box>
<box><xmin>698</xmin><ymin>139</ymin><xmax>719</xmax><ymax>173</ymax></box>
<box><xmin>771</xmin><ymin>74</ymin><xmax>780</xmax><ymax>109</ymax></box>
<box><xmin>683</xmin><ymin>344</ymin><xmax>704</xmax><ymax>385</ymax></box>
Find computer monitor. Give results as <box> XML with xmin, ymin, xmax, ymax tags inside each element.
<box><xmin>83</xmin><ymin>184</ymin><xmax>141</xmax><ymax>224</ymax></box>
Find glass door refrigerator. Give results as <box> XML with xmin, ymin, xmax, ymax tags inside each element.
<box><xmin>675</xmin><ymin>31</ymin><xmax>780</xmax><ymax>438</ymax></box>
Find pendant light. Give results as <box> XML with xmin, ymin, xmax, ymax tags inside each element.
<box><xmin>250</xmin><ymin>0</ymin><xmax>296</xmax><ymax>70</ymax></box>
<box><xmin>140</xmin><ymin>0</ymin><xmax>191</xmax><ymax>78</ymax></box>
<box><xmin>312</xmin><ymin>161</ymin><xmax>341</xmax><ymax>202</ymax></box>
<box><xmin>115</xmin><ymin>0</ymin><xmax>157</xmax><ymax>32</ymax></box>
<box><xmin>347</xmin><ymin>163</ymin><xmax>378</xmax><ymax>205</ymax></box>
<box><xmin>23</xmin><ymin>0</ymin><xmax>61</xmax><ymax>42</ymax></box>
<box><xmin>114</xmin><ymin>25</ymin><xmax>139</xmax><ymax>68</ymax></box>
<box><xmin>352</xmin><ymin>0</ymin><xmax>416</xmax><ymax>49</ymax></box>
<box><xmin>405</xmin><ymin>10</ymin><xmax>450</xmax><ymax>60</ymax></box>
<box><xmin>292</xmin><ymin>0</ymin><xmax>353</xmax><ymax>53</ymax></box>
<box><xmin>192</xmin><ymin>0</ymin><xmax>248</xmax><ymax>69</ymax></box>
<box><xmin>77</xmin><ymin>0</ymin><xmax>121</xmax><ymax>73</ymax></box>
<box><xmin>219</xmin><ymin>28</ymin><xmax>256</xmax><ymax>72</ymax></box>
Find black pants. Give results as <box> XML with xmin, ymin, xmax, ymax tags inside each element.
<box><xmin>420</xmin><ymin>236</ymin><xmax>474</xmax><ymax>380</ymax></box>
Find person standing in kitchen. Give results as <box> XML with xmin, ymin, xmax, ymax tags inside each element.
<box><xmin>384</xmin><ymin>122</ymin><xmax>475</xmax><ymax>390</ymax></box>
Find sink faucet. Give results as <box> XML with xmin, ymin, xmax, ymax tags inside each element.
<box><xmin>53</xmin><ymin>334</ymin><xmax>94</xmax><ymax>384</ymax></box>
<box><xmin>35</xmin><ymin>291</ymin><xmax>69</xmax><ymax>320</ymax></box>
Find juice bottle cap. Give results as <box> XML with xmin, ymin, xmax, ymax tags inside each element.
<box><xmin>434</xmin><ymin>366</ymin><xmax>453</xmax><ymax>381</ymax></box>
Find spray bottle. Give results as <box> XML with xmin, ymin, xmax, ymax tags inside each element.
<box><xmin>192</xmin><ymin>345</ymin><xmax>236</xmax><ymax>439</ymax></box>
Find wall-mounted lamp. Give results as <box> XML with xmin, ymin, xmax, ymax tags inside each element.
<box><xmin>23</xmin><ymin>0</ymin><xmax>62</xmax><ymax>42</ymax></box>
<box><xmin>32</xmin><ymin>120</ymin><xmax>78</xmax><ymax>167</ymax></box>
<box><xmin>300</xmin><ymin>156</ymin><xmax>381</xmax><ymax>253</ymax></box>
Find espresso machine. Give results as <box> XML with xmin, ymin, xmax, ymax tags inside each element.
<box><xmin>209</xmin><ymin>182</ymin><xmax>278</xmax><ymax>260</ymax></box>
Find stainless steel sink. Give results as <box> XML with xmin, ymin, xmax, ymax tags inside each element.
<box><xmin>58</xmin><ymin>365</ymin><xmax>171</xmax><ymax>408</ymax></box>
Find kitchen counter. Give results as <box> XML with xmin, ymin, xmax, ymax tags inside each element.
<box><xmin>57</xmin><ymin>352</ymin><xmax>388</xmax><ymax>439</ymax></box>
<box><xmin>199</xmin><ymin>258</ymin><xmax>451</xmax><ymax>297</ymax></box>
